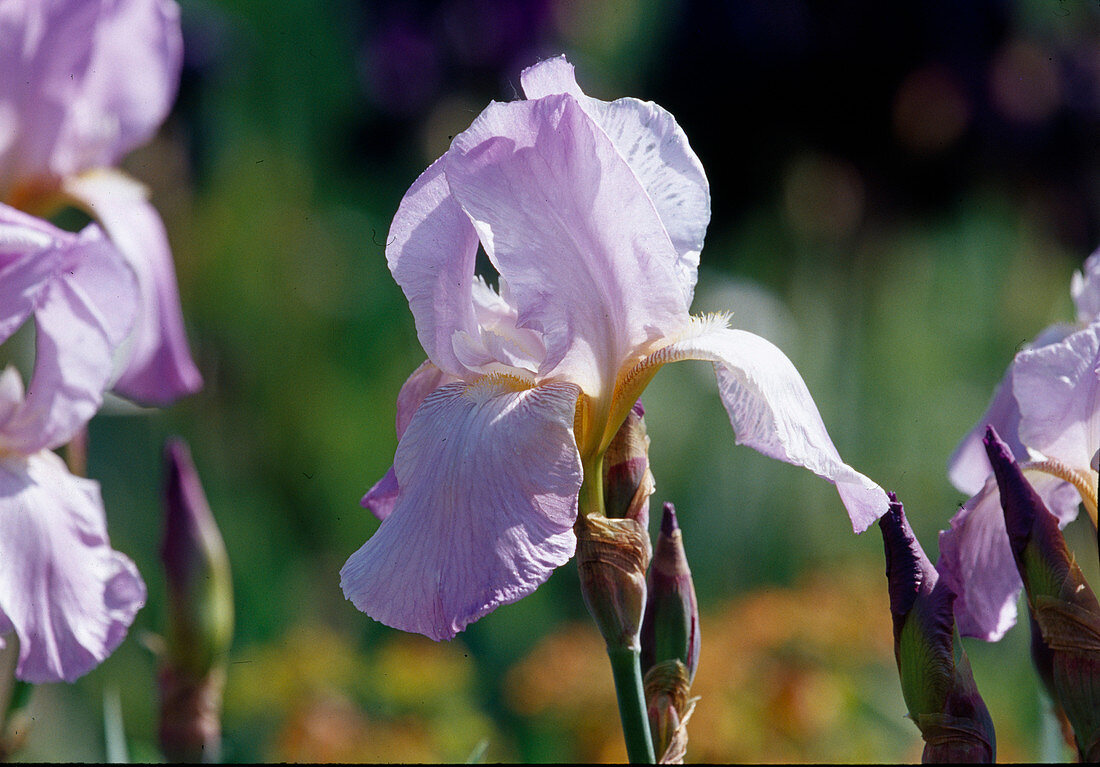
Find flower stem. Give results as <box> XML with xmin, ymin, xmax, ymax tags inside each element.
<box><xmin>607</xmin><ymin>645</ymin><xmax>655</xmax><ymax>764</ymax></box>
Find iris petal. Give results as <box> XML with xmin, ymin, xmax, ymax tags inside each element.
<box><xmin>0</xmin><ymin>451</ymin><xmax>145</xmax><ymax>683</ymax></box>
<box><xmin>61</xmin><ymin>170</ymin><xmax>201</xmax><ymax>404</ymax></box>
<box><xmin>521</xmin><ymin>55</ymin><xmax>709</xmax><ymax>306</ymax></box>
<box><xmin>342</xmin><ymin>379</ymin><xmax>582</xmax><ymax>640</ymax></box>
<box><xmin>1014</xmin><ymin>322</ymin><xmax>1100</xmax><ymax>473</ymax></box>
<box><xmin>648</xmin><ymin>325</ymin><xmax>889</xmax><ymax>532</ymax></box>
<box><xmin>938</xmin><ymin>472</ymin><xmax>1079</xmax><ymax>640</ymax></box>
<box><xmin>446</xmin><ymin>94</ymin><xmax>687</xmax><ymax>395</ymax></box>
<box><xmin>0</xmin><ymin>223</ymin><xmax>135</xmax><ymax>454</ymax></box>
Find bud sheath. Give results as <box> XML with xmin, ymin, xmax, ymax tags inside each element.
<box><xmin>160</xmin><ymin>438</ymin><xmax>234</xmax><ymax>763</ymax></box>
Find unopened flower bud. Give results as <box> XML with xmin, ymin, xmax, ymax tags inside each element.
<box><xmin>602</xmin><ymin>400</ymin><xmax>653</xmax><ymax>527</ymax></box>
<box><xmin>638</xmin><ymin>503</ymin><xmax>700</xmax><ymax>763</ymax></box>
<box><xmin>160</xmin><ymin>438</ymin><xmax>234</xmax><ymax>763</ymax></box>
<box><xmin>641</xmin><ymin>503</ymin><xmax>700</xmax><ymax>683</ymax></box>
<box><xmin>644</xmin><ymin>658</ymin><xmax>696</xmax><ymax>764</ymax></box>
<box><xmin>880</xmin><ymin>495</ymin><xmax>995</xmax><ymax>763</ymax></box>
<box><xmin>984</xmin><ymin>427</ymin><xmax>1100</xmax><ymax>761</ymax></box>
<box><xmin>576</xmin><ymin>513</ymin><xmax>650</xmax><ymax>653</ymax></box>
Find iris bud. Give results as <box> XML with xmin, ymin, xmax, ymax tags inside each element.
<box><xmin>159</xmin><ymin>438</ymin><xmax>234</xmax><ymax>763</ymax></box>
<box><xmin>984</xmin><ymin>427</ymin><xmax>1100</xmax><ymax>761</ymax></box>
<box><xmin>577</xmin><ymin>401</ymin><xmax>654</xmax><ymax>653</ymax></box>
<box><xmin>880</xmin><ymin>495</ymin><xmax>995</xmax><ymax>763</ymax></box>
<box><xmin>602</xmin><ymin>400</ymin><xmax>653</xmax><ymax>526</ymax></box>
<box><xmin>640</xmin><ymin>503</ymin><xmax>700</xmax><ymax>763</ymax></box>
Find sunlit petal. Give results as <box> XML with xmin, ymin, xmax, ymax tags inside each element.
<box><xmin>652</xmin><ymin>325</ymin><xmax>889</xmax><ymax>531</ymax></box>
<box><xmin>61</xmin><ymin>169</ymin><xmax>201</xmax><ymax>404</ymax></box>
<box><xmin>1014</xmin><ymin>322</ymin><xmax>1100</xmax><ymax>472</ymax></box>
<box><xmin>0</xmin><ymin>224</ymin><xmax>135</xmax><ymax>453</ymax></box>
<box><xmin>362</xmin><ymin>360</ymin><xmax>457</xmax><ymax>520</ymax></box>
<box><xmin>949</xmin><ymin>322</ymin><xmax>1076</xmax><ymax>494</ymax></box>
<box><xmin>937</xmin><ymin>471</ymin><xmax>1079</xmax><ymax>640</ymax></box>
<box><xmin>342</xmin><ymin>379</ymin><xmax>582</xmax><ymax>640</ymax></box>
<box><xmin>0</xmin><ymin>450</ymin><xmax>145</xmax><ymax>683</ymax></box>
<box><xmin>0</xmin><ymin>0</ymin><xmax>181</xmax><ymax>188</ymax></box>
<box><xmin>521</xmin><ymin>55</ymin><xmax>709</xmax><ymax>306</ymax></box>
<box><xmin>385</xmin><ymin>155</ymin><xmax>483</xmax><ymax>378</ymax></box>
<box><xmin>447</xmin><ymin>94</ymin><xmax>687</xmax><ymax>394</ymax></box>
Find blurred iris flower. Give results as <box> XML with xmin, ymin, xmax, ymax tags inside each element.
<box><xmin>0</xmin><ymin>204</ymin><xmax>145</xmax><ymax>682</ymax></box>
<box><xmin>941</xmin><ymin>251</ymin><xmax>1100</xmax><ymax>640</ymax></box>
<box><xmin>341</xmin><ymin>55</ymin><xmax>888</xmax><ymax>641</ymax></box>
<box><xmin>0</xmin><ymin>0</ymin><xmax>201</xmax><ymax>404</ymax></box>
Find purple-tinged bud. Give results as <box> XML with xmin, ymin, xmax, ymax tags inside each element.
<box><xmin>1029</xmin><ymin>612</ymin><xmax>1077</xmax><ymax>754</ymax></box>
<box><xmin>639</xmin><ymin>503</ymin><xmax>700</xmax><ymax>763</ymax></box>
<box><xmin>641</xmin><ymin>503</ymin><xmax>700</xmax><ymax>683</ymax></box>
<box><xmin>577</xmin><ymin>401</ymin><xmax>653</xmax><ymax>653</ymax></box>
<box><xmin>602</xmin><ymin>400</ymin><xmax>653</xmax><ymax>528</ymax></box>
<box><xmin>983</xmin><ymin>427</ymin><xmax>1100</xmax><ymax>761</ymax></box>
<box><xmin>879</xmin><ymin>494</ymin><xmax>995</xmax><ymax>763</ymax></box>
<box><xmin>160</xmin><ymin>438</ymin><xmax>233</xmax><ymax>763</ymax></box>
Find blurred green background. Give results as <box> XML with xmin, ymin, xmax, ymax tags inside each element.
<box><xmin>9</xmin><ymin>0</ymin><xmax>1100</xmax><ymax>761</ymax></box>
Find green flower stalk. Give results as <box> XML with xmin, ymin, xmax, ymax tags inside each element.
<box><xmin>159</xmin><ymin>438</ymin><xmax>234</xmax><ymax>763</ymax></box>
<box><xmin>984</xmin><ymin>427</ymin><xmax>1100</xmax><ymax>761</ymax></box>
<box><xmin>879</xmin><ymin>495</ymin><xmax>995</xmax><ymax>763</ymax></box>
<box><xmin>576</xmin><ymin>401</ymin><xmax>655</xmax><ymax>762</ymax></box>
<box><xmin>640</xmin><ymin>503</ymin><xmax>699</xmax><ymax>764</ymax></box>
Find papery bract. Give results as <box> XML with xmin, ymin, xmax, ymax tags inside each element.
<box><xmin>341</xmin><ymin>55</ymin><xmax>889</xmax><ymax>641</ymax></box>
<box><xmin>0</xmin><ymin>204</ymin><xmax>145</xmax><ymax>682</ymax></box>
<box><xmin>0</xmin><ymin>0</ymin><xmax>201</xmax><ymax>404</ymax></box>
<box><xmin>942</xmin><ymin>251</ymin><xmax>1100</xmax><ymax>641</ymax></box>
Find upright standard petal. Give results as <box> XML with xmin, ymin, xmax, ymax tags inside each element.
<box><xmin>938</xmin><ymin>471</ymin><xmax>1080</xmax><ymax>641</ymax></box>
<box><xmin>520</xmin><ymin>56</ymin><xmax>710</xmax><ymax>306</ymax></box>
<box><xmin>641</xmin><ymin>325</ymin><xmax>889</xmax><ymax>531</ymax></box>
<box><xmin>0</xmin><ymin>450</ymin><xmax>146</xmax><ymax>683</ymax></box>
<box><xmin>1071</xmin><ymin>249</ymin><xmax>1100</xmax><ymax>324</ymax></box>
<box><xmin>386</xmin><ymin>156</ymin><xmax>482</xmax><ymax>378</ymax></box>
<box><xmin>0</xmin><ymin>0</ymin><xmax>182</xmax><ymax>188</ymax></box>
<box><xmin>341</xmin><ymin>379</ymin><xmax>582</xmax><ymax>640</ymax></box>
<box><xmin>948</xmin><ymin>322</ymin><xmax>1077</xmax><ymax>495</ymax></box>
<box><xmin>0</xmin><ymin>222</ymin><xmax>136</xmax><ymax>453</ymax></box>
<box><xmin>1014</xmin><ymin>323</ymin><xmax>1100</xmax><ymax>472</ymax></box>
<box><xmin>447</xmin><ymin>94</ymin><xmax>688</xmax><ymax>394</ymax></box>
<box><xmin>62</xmin><ymin>169</ymin><xmax>202</xmax><ymax>404</ymax></box>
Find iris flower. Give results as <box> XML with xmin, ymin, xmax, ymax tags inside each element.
<box><xmin>941</xmin><ymin>251</ymin><xmax>1100</xmax><ymax>640</ymax></box>
<box><xmin>341</xmin><ymin>56</ymin><xmax>888</xmax><ymax>641</ymax></box>
<box><xmin>0</xmin><ymin>204</ymin><xmax>145</xmax><ymax>682</ymax></box>
<box><xmin>0</xmin><ymin>0</ymin><xmax>201</xmax><ymax>404</ymax></box>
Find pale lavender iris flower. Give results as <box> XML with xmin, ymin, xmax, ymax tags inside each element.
<box><xmin>0</xmin><ymin>204</ymin><xmax>146</xmax><ymax>682</ymax></box>
<box><xmin>341</xmin><ymin>56</ymin><xmax>889</xmax><ymax>641</ymax></box>
<box><xmin>0</xmin><ymin>0</ymin><xmax>201</xmax><ymax>404</ymax></box>
<box><xmin>941</xmin><ymin>251</ymin><xmax>1100</xmax><ymax>641</ymax></box>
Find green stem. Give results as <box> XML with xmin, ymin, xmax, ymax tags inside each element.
<box><xmin>607</xmin><ymin>646</ymin><xmax>655</xmax><ymax>764</ymax></box>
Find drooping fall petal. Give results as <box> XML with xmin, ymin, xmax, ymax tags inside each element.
<box><xmin>341</xmin><ymin>379</ymin><xmax>583</xmax><ymax>640</ymax></box>
<box><xmin>651</xmin><ymin>325</ymin><xmax>888</xmax><ymax>531</ymax></box>
<box><xmin>61</xmin><ymin>169</ymin><xmax>201</xmax><ymax>404</ymax></box>
<box><xmin>361</xmin><ymin>360</ymin><xmax>457</xmax><ymax>521</ymax></box>
<box><xmin>0</xmin><ymin>450</ymin><xmax>145</xmax><ymax>683</ymax></box>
